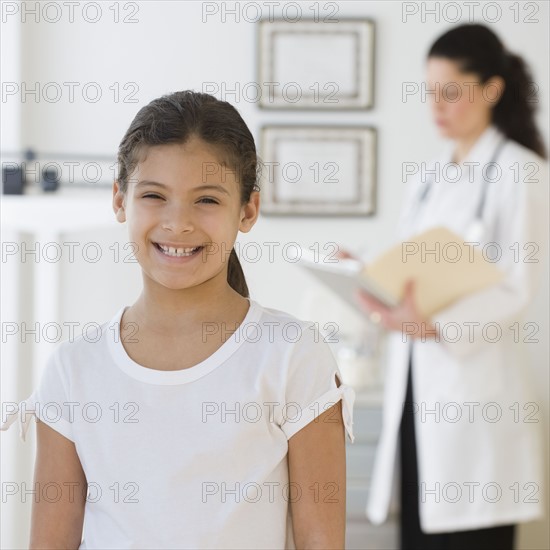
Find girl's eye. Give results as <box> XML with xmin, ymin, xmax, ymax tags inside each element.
<box><xmin>141</xmin><ymin>195</ymin><xmax>218</xmax><ymax>204</ymax></box>
<box><xmin>199</xmin><ymin>198</ymin><xmax>219</xmax><ymax>204</ymax></box>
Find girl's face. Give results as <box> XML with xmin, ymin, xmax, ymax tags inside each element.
<box><xmin>112</xmin><ymin>137</ymin><xmax>259</xmax><ymax>292</ymax></box>
<box><xmin>425</xmin><ymin>57</ymin><xmax>504</xmax><ymax>140</ymax></box>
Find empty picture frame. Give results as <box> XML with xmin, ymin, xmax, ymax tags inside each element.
<box><xmin>257</xmin><ymin>19</ymin><xmax>375</xmax><ymax>110</ymax></box>
<box><xmin>260</xmin><ymin>126</ymin><xmax>377</xmax><ymax>216</ymax></box>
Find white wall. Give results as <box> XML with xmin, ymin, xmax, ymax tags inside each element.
<box><xmin>1</xmin><ymin>0</ymin><xmax>21</xmax><ymax>151</ymax></box>
<box><xmin>9</xmin><ymin>0</ymin><xmax>549</xmax><ymax>314</ymax></box>
<box><xmin>2</xmin><ymin>1</ymin><xmax>548</xmax><ymax>548</ymax></box>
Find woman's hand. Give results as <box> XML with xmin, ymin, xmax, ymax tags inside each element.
<box><xmin>355</xmin><ymin>279</ymin><xmax>439</xmax><ymax>340</ymax></box>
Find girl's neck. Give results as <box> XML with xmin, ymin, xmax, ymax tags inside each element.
<box><xmin>452</xmin><ymin>122</ymin><xmax>491</xmax><ymax>165</ymax></box>
<box><xmin>127</xmin><ymin>280</ymin><xmax>248</xmax><ymax>336</ymax></box>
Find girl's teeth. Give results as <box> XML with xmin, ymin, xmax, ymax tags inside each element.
<box><xmin>158</xmin><ymin>244</ymin><xmax>199</xmax><ymax>257</ymax></box>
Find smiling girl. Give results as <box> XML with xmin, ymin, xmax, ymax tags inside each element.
<box><xmin>1</xmin><ymin>91</ymin><xmax>355</xmax><ymax>549</ymax></box>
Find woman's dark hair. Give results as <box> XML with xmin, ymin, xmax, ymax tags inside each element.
<box><xmin>428</xmin><ymin>24</ymin><xmax>547</xmax><ymax>159</ymax></box>
<box><xmin>116</xmin><ymin>90</ymin><xmax>260</xmax><ymax>298</ymax></box>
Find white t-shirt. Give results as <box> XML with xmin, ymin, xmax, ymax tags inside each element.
<box><xmin>1</xmin><ymin>298</ymin><xmax>355</xmax><ymax>549</ymax></box>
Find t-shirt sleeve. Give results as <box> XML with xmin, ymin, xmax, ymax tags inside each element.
<box><xmin>0</xmin><ymin>344</ymin><xmax>75</xmax><ymax>443</ymax></box>
<box><xmin>280</xmin><ymin>322</ymin><xmax>355</xmax><ymax>443</ymax></box>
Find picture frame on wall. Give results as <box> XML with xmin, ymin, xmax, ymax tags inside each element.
<box><xmin>257</xmin><ymin>18</ymin><xmax>375</xmax><ymax>110</ymax></box>
<box><xmin>259</xmin><ymin>125</ymin><xmax>377</xmax><ymax>216</ymax></box>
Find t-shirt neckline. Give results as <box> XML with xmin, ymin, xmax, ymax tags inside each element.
<box><xmin>107</xmin><ymin>298</ymin><xmax>262</xmax><ymax>385</ymax></box>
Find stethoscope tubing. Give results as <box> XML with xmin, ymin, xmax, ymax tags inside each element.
<box><xmin>415</xmin><ymin>137</ymin><xmax>507</xmax><ymax>229</ymax></box>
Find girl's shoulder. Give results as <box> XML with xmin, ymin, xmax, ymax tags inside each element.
<box><xmin>251</xmin><ymin>299</ymin><xmax>323</xmax><ymax>335</ymax></box>
<box><xmin>44</xmin><ymin>307</ymin><xmax>124</xmax><ymax>375</ymax></box>
<box><xmin>252</xmin><ymin>299</ymin><xmax>307</xmax><ymax>323</ymax></box>
<box><xmin>250</xmin><ymin>299</ymin><xmax>333</xmax><ymax>358</ymax></box>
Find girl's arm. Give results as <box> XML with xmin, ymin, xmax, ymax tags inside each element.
<box><xmin>288</xmin><ymin>399</ymin><xmax>346</xmax><ymax>549</ymax></box>
<box><xmin>29</xmin><ymin>420</ymin><xmax>87</xmax><ymax>549</ymax></box>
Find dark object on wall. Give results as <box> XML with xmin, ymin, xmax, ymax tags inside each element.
<box><xmin>24</xmin><ymin>148</ymin><xmax>37</xmax><ymax>162</ymax></box>
<box><xmin>2</xmin><ymin>164</ymin><xmax>25</xmax><ymax>195</ymax></box>
<box><xmin>1</xmin><ymin>148</ymin><xmax>118</xmax><ymax>191</ymax></box>
<box><xmin>41</xmin><ymin>167</ymin><xmax>60</xmax><ymax>192</ymax></box>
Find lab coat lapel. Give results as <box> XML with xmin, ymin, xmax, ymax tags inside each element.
<box><xmin>457</xmin><ymin>124</ymin><xmax>506</xmax><ymax>176</ymax></box>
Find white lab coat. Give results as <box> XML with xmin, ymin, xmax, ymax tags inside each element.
<box><xmin>366</xmin><ymin>124</ymin><xmax>548</xmax><ymax>533</ymax></box>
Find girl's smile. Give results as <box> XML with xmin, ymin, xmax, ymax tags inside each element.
<box><xmin>152</xmin><ymin>241</ymin><xmax>204</xmax><ymax>261</ymax></box>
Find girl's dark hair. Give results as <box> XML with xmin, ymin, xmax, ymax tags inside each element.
<box><xmin>116</xmin><ymin>90</ymin><xmax>260</xmax><ymax>298</ymax></box>
<box><xmin>428</xmin><ymin>24</ymin><xmax>547</xmax><ymax>159</ymax></box>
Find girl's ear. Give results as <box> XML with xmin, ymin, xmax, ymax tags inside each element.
<box><xmin>113</xmin><ymin>181</ymin><xmax>127</xmax><ymax>223</ymax></box>
<box><xmin>239</xmin><ymin>191</ymin><xmax>260</xmax><ymax>233</ymax></box>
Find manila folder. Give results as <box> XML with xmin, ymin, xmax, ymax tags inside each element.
<box><xmin>361</xmin><ymin>226</ymin><xmax>504</xmax><ymax>318</ymax></box>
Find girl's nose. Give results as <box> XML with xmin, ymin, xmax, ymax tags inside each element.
<box><xmin>161</xmin><ymin>203</ymin><xmax>195</xmax><ymax>233</ymax></box>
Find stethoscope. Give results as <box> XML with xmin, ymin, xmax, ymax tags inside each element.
<box><xmin>415</xmin><ymin>137</ymin><xmax>507</xmax><ymax>243</ymax></box>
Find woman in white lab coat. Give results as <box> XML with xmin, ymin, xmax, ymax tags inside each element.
<box><xmin>349</xmin><ymin>24</ymin><xmax>548</xmax><ymax>549</ymax></box>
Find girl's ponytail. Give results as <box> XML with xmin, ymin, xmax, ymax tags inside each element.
<box><xmin>493</xmin><ymin>52</ymin><xmax>546</xmax><ymax>158</ymax></box>
<box><xmin>228</xmin><ymin>248</ymin><xmax>249</xmax><ymax>298</ymax></box>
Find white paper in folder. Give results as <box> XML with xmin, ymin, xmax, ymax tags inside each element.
<box><xmin>293</xmin><ymin>226</ymin><xmax>505</xmax><ymax>318</ymax></box>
